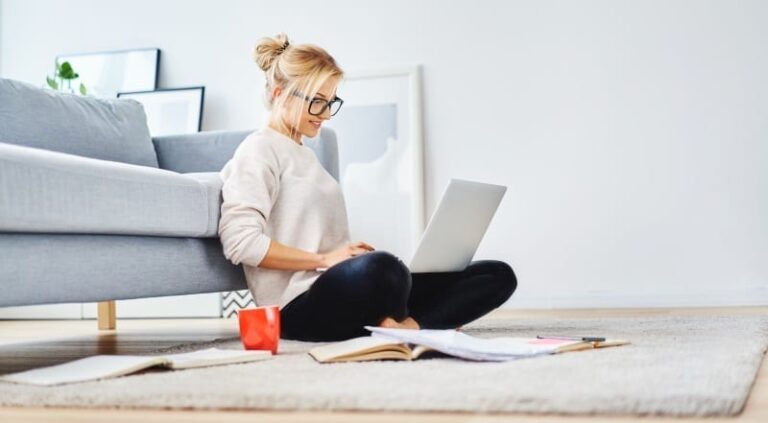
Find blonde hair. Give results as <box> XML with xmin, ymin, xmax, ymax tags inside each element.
<box><xmin>253</xmin><ymin>32</ymin><xmax>344</xmax><ymax>134</ymax></box>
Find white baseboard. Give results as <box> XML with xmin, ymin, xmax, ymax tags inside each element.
<box><xmin>501</xmin><ymin>286</ymin><xmax>768</xmax><ymax>309</ymax></box>
<box><xmin>81</xmin><ymin>293</ymin><xmax>222</xmax><ymax>319</ymax></box>
<box><xmin>0</xmin><ymin>294</ymin><xmax>222</xmax><ymax>320</ymax></box>
<box><xmin>0</xmin><ymin>303</ymin><xmax>82</xmax><ymax>319</ymax></box>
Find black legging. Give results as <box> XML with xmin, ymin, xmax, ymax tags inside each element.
<box><xmin>280</xmin><ymin>250</ymin><xmax>517</xmax><ymax>342</ymax></box>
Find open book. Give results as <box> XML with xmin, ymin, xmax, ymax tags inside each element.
<box><xmin>0</xmin><ymin>347</ymin><xmax>272</xmax><ymax>386</ymax></box>
<box><xmin>309</xmin><ymin>327</ymin><xmax>630</xmax><ymax>363</ymax></box>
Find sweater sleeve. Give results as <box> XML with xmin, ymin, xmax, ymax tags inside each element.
<box><xmin>218</xmin><ymin>142</ymin><xmax>279</xmax><ymax>267</ymax></box>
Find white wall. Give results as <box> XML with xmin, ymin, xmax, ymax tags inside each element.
<box><xmin>0</xmin><ymin>0</ymin><xmax>3</xmax><ymax>75</ymax></box>
<box><xmin>2</xmin><ymin>0</ymin><xmax>766</xmax><ymax>309</ymax></box>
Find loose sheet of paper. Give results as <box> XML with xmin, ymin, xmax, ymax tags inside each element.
<box><xmin>162</xmin><ymin>347</ymin><xmax>271</xmax><ymax>369</ymax></box>
<box><xmin>364</xmin><ymin>327</ymin><xmax>579</xmax><ymax>361</ymax></box>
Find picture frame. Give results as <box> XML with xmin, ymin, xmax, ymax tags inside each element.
<box><xmin>324</xmin><ymin>65</ymin><xmax>426</xmax><ymax>261</ymax></box>
<box><xmin>117</xmin><ymin>87</ymin><xmax>205</xmax><ymax>136</ymax></box>
<box><xmin>56</xmin><ymin>48</ymin><xmax>160</xmax><ymax>98</ymax></box>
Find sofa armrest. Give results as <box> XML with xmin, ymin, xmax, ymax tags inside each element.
<box><xmin>0</xmin><ymin>142</ymin><xmax>210</xmax><ymax>236</ymax></box>
<box><xmin>152</xmin><ymin>129</ymin><xmax>253</xmax><ymax>173</ymax></box>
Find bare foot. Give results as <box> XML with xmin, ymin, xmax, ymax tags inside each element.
<box><xmin>380</xmin><ymin>316</ymin><xmax>465</xmax><ymax>331</ymax></box>
<box><xmin>378</xmin><ymin>316</ymin><xmax>400</xmax><ymax>329</ymax></box>
<box><xmin>378</xmin><ymin>316</ymin><xmax>421</xmax><ymax>330</ymax></box>
<box><xmin>398</xmin><ymin>316</ymin><xmax>421</xmax><ymax>330</ymax></box>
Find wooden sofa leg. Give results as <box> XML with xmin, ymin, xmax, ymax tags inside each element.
<box><xmin>97</xmin><ymin>300</ymin><xmax>116</xmax><ymax>330</ymax></box>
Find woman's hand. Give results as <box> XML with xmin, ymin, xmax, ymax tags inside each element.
<box><xmin>321</xmin><ymin>241</ymin><xmax>375</xmax><ymax>268</ymax></box>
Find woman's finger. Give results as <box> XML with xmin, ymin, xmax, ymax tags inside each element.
<box><xmin>356</xmin><ymin>241</ymin><xmax>375</xmax><ymax>251</ymax></box>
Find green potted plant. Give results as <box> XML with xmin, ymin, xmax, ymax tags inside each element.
<box><xmin>45</xmin><ymin>59</ymin><xmax>87</xmax><ymax>95</ymax></box>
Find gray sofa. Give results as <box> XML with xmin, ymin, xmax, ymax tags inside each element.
<box><xmin>0</xmin><ymin>77</ymin><xmax>340</xmax><ymax>327</ymax></box>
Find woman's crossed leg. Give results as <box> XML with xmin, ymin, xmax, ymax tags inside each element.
<box><xmin>279</xmin><ymin>250</ymin><xmax>517</xmax><ymax>342</ymax></box>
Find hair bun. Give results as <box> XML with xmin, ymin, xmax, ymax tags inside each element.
<box><xmin>275</xmin><ymin>40</ymin><xmax>290</xmax><ymax>55</ymax></box>
<box><xmin>253</xmin><ymin>33</ymin><xmax>291</xmax><ymax>72</ymax></box>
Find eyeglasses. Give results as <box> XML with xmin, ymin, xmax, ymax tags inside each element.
<box><xmin>290</xmin><ymin>90</ymin><xmax>344</xmax><ymax>116</ymax></box>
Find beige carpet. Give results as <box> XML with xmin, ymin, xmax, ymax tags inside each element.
<box><xmin>1</xmin><ymin>314</ymin><xmax>767</xmax><ymax>417</ymax></box>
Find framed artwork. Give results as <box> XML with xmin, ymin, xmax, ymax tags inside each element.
<box><xmin>325</xmin><ymin>65</ymin><xmax>426</xmax><ymax>261</ymax></box>
<box><xmin>56</xmin><ymin>48</ymin><xmax>160</xmax><ymax>98</ymax></box>
<box><xmin>117</xmin><ymin>87</ymin><xmax>205</xmax><ymax>136</ymax></box>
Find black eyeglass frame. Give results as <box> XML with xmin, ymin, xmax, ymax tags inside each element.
<box><xmin>290</xmin><ymin>90</ymin><xmax>344</xmax><ymax>116</ymax></box>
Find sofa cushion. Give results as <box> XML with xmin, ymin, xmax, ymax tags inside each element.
<box><xmin>153</xmin><ymin>129</ymin><xmax>253</xmax><ymax>173</ymax></box>
<box><xmin>152</xmin><ymin>126</ymin><xmax>341</xmax><ymax>181</ymax></box>
<box><xmin>0</xmin><ymin>77</ymin><xmax>158</xmax><ymax>168</ymax></box>
<box><xmin>0</xmin><ymin>142</ymin><xmax>217</xmax><ymax>237</ymax></box>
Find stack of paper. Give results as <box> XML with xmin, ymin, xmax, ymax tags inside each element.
<box><xmin>364</xmin><ymin>326</ymin><xmax>627</xmax><ymax>361</ymax></box>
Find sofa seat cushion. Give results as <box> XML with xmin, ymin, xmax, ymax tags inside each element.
<box><xmin>0</xmin><ymin>77</ymin><xmax>158</xmax><ymax>168</ymax></box>
<box><xmin>0</xmin><ymin>142</ymin><xmax>219</xmax><ymax>237</ymax></box>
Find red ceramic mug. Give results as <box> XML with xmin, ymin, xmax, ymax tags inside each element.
<box><xmin>238</xmin><ymin>305</ymin><xmax>280</xmax><ymax>355</ymax></box>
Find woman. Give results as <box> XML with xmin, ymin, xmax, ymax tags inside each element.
<box><xmin>218</xmin><ymin>33</ymin><xmax>517</xmax><ymax>342</ymax></box>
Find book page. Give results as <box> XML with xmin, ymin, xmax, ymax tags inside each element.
<box><xmin>0</xmin><ymin>355</ymin><xmax>164</xmax><ymax>386</ymax></box>
<box><xmin>365</xmin><ymin>327</ymin><xmax>589</xmax><ymax>361</ymax></box>
<box><xmin>162</xmin><ymin>347</ymin><xmax>272</xmax><ymax>369</ymax></box>
<box><xmin>309</xmin><ymin>336</ymin><xmax>409</xmax><ymax>362</ymax></box>
<box><xmin>410</xmin><ymin>344</ymin><xmax>446</xmax><ymax>360</ymax></box>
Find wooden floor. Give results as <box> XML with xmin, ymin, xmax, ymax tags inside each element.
<box><xmin>0</xmin><ymin>306</ymin><xmax>766</xmax><ymax>422</ymax></box>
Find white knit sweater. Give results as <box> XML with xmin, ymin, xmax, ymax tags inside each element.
<box><xmin>218</xmin><ymin>126</ymin><xmax>351</xmax><ymax>309</ymax></box>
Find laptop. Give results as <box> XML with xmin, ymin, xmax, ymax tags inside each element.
<box><xmin>318</xmin><ymin>178</ymin><xmax>506</xmax><ymax>273</ymax></box>
<box><xmin>407</xmin><ymin>178</ymin><xmax>506</xmax><ymax>273</ymax></box>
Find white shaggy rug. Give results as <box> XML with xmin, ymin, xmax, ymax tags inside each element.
<box><xmin>1</xmin><ymin>314</ymin><xmax>767</xmax><ymax>417</ymax></box>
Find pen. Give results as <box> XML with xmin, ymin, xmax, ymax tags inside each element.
<box><xmin>536</xmin><ymin>335</ymin><xmax>606</xmax><ymax>342</ymax></box>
